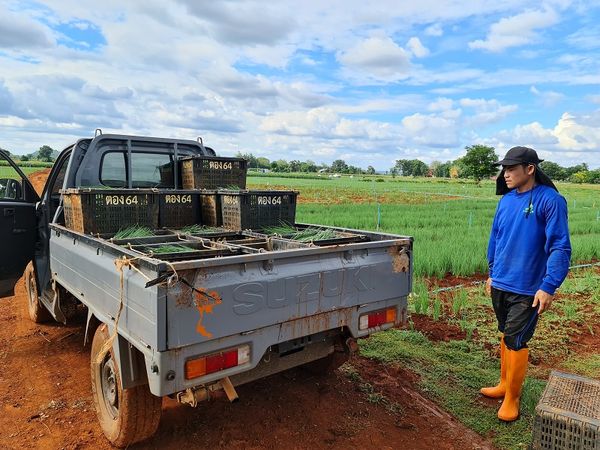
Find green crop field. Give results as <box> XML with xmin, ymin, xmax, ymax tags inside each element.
<box><xmin>0</xmin><ymin>166</ymin><xmax>47</xmax><ymax>178</ymax></box>
<box><xmin>249</xmin><ymin>174</ymin><xmax>600</xmax><ymax>277</ymax></box>
<box><xmin>251</xmin><ymin>173</ymin><xmax>600</xmax><ymax>449</ymax></box>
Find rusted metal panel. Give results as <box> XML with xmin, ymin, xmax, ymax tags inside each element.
<box><xmin>165</xmin><ymin>244</ymin><xmax>411</xmax><ymax>349</ymax></box>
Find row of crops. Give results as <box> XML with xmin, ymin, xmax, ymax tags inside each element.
<box><xmin>9</xmin><ymin>167</ymin><xmax>599</xmax><ymax>278</ymax></box>
<box><xmin>251</xmin><ymin>175</ymin><xmax>600</xmax><ymax>277</ymax></box>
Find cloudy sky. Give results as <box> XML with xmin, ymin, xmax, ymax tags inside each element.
<box><xmin>1</xmin><ymin>0</ymin><xmax>599</xmax><ymax>169</ymax></box>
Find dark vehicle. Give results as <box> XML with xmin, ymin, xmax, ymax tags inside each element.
<box><xmin>0</xmin><ymin>133</ymin><xmax>412</xmax><ymax>447</ymax></box>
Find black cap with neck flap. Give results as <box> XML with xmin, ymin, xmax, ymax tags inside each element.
<box><xmin>495</xmin><ymin>146</ymin><xmax>559</xmax><ymax>195</ymax></box>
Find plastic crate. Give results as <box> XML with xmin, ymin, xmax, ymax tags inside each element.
<box><xmin>198</xmin><ymin>190</ymin><xmax>223</xmax><ymax>227</ymax></box>
<box><xmin>62</xmin><ymin>189</ymin><xmax>159</xmax><ymax>234</ymax></box>
<box><xmin>181</xmin><ymin>156</ymin><xmax>247</xmax><ymax>189</ymax></box>
<box><xmin>157</xmin><ymin>190</ymin><xmax>202</xmax><ymax>229</ymax></box>
<box><xmin>219</xmin><ymin>190</ymin><xmax>298</xmax><ymax>230</ymax></box>
<box><xmin>532</xmin><ymin>371</ymin><xmax>600</xmax><ymax>450</ymax></box>
<box><xmin>158</xmin><ymin>162</ymin><xmax>175</xmax><ymax>187</ymax></box>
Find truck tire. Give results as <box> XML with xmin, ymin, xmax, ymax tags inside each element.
<box><xmin>91</xmin><ymin>324</ymin><xmax>162</xmax><ymax>448</ymax></box>
<box><xmin>25</xmin><ymin>262</ymin><xmax>51</xmax><ymax>323</ymax></box>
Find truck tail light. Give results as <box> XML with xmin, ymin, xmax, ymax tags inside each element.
<box><xmin>185</xmin><ymin>345</ymin><xmax>250</xmax><ymax>380</ymax></box>
<box><xmin>359</xmin><ymin>308</ymin><xmax>397</xmax><ymax>331</ymax></box>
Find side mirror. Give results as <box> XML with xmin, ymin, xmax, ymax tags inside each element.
<box><xmin>0</xmin><ymin>178</ymin><xmax>22</xmax><ymax>199</ymax></box>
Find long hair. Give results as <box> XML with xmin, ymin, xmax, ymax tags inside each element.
<box><xmin>495</xmin><ymin>165</ymin><xmax>559</xmax><ymax>195</ymax></box>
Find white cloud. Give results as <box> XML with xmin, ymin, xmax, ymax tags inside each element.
<box><xmin>493</xmin><ymin>111</ymin><xmax>600</xmax><ymax>167</ymax></box>
<box><xmin>407</xmin><ymin>37</ymin><xmax>430</xmax><ymax>58</ymax></box>
<box><xmin>587</xmin><ymin>95</ymin><xmax>600</xmax><ymax>105</ymax></box>
<box><xmin>338</xmin><ymin>36</ymin><xmax>411</xmax><ymax>81</ymax></box>
<box><xmin>311</xmin><ymin>147</ymin><xmax>337</xmax><ymax>157</ymax></box>
<box><xmin>425</xmin><ymin>23</ymin><xmax>443</xmax><ymax>36</ymax></box>
<box><xmin>506</xmin><ymin>121</ymin><xmax>559</xmax><ymax>145</ymax></box>
<box><xmin>553</xmin><ymin>112</ymin><xmax>600</xmax><ymax>151</ymax></box>
<box><xmin>0</xmin><ymin>6</ymin><xmax>54</xmax><ymax>49</ymax></box>
<box><xmin>459</xmin><ymin>98</ymin><xmax>518</xmax><ymax>126</ymax></box>
<box><xmin>469</xmin><ymin>8</ymin><xmax>559</xmax><ymax>52</ymax></box>
<box><xmin>242</xmin><ymin>44</ymin><xmax>297</xmax><ymax>68</ymax></box>
<box><xmin>401</xmin><ymin>112</ymin><xmax>461</xmax><ymax>147</ymax></box>
<box><xmin>0</xmin><ymin>1</ymin><xmax>598</xmax><ymax>170</ymax></box>
<box><xmin>300</xmin><ymin>57</ymin><xmax>317</xmax><ymax>66</ymax></box>
<box><xmin>566</xmin><ymin>26</ymin><xmax>600</xmax><ymax>50</ymax></box>
<box><xmin>428</xmin><ymin>97</ymin><xmax>454</xmax><ymax>111</ymax></box>
<box><xmin>174</xmin><ymin>1</ymin><xmax>296</xmax><ymax>46</ymax></box>
<box><xmin>334</xmin><ymin>95</ymin><xmax>426</xmax><ymax>114</ymax></box>
<box><xmin>530</xmin><ymin>85</ymin><xmax>564</xmax><ymax>107</ymax></box>
<box><xmin>259</xmin><ymin>107</ymin><xmax>397</xmax><ymax>141</ymax></box>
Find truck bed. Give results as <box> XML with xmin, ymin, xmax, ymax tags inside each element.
<box><xmin>49</xmin><ymin>223</ymin><xmax>412</xmax><ymax>395</ymax></box>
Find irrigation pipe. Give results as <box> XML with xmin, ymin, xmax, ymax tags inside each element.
<box><xmin>429</xmin><ymin>261</ymin><xmax>600</xmax><ymax>295</ymax></box>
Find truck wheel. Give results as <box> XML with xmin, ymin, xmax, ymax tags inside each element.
<box><xmin>25</xmin><ymin>262</ymin><xmax>51</xmax><ymax>323</ymax></box>
<box><xmin>91</xmin><ymin>324</ymin><xmax>162</xmax><ymax>448</ymax></box>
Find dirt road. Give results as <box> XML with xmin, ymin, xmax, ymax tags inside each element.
<box><xmin>0</xmin><ymin>282</ymin><xmax>494</xmax><ymax>450</ymax></box>
<box><xmin>0</xmin><ymin>170</ymin><xmax>495</xmax><ymax>449</ymax></box>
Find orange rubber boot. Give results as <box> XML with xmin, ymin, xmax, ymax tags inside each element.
<box><xmin>480</xmin><ymin>337</ymin><xmax>507</xmax><ymax>398</ymax></box>
<box><xmin>497</xmin><ymin>347</ymin><xmax>528</xmax><ymax>422</ymax></box>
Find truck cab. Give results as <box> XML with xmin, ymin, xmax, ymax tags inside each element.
<box><xmin>0</xmin><ymin>133</ymin><xmax>214</xmax><ymax>320</ymax></box>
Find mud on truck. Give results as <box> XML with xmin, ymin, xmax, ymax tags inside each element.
<box><xmin>0</xmin><ymin>133</ymin><xmax>413</xmax><ymax>447</ymax></box>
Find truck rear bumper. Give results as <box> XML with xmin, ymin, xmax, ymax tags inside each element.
<box><xmin>146</xmin><ymin>296</ymin><xmax>407</xmax><ymax>397</ymax></box>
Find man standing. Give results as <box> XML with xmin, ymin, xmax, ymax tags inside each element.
<box><xmin>480</xmin><ymin>146</ymin><xmax>571</xmax><ymax>422</ymax></box>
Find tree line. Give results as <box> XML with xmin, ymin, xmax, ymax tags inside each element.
<box><xmin>240</xmin><ymin>145</ymin><xmax>599</xmax><ymax>184</ymax></box>
<box><xmin>236</xmin><ymin>152</ymin><xmax>375</xmax><ymax>174</ymax></box>
<box><xmin>1</xmin><ymin>145</ymin><xmax>57</xmax><ymax>162</ymax></box>
<box><xmin>3</xmin><ymin>144</ymin><xmax>597</xmax><ymax>184</ymax></box>
<box><xmin>411</xmin><ymin>145</ymin><xmax>600</xmax><ymax>184</ymax></box>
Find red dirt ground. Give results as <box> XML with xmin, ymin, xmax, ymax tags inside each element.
<box><xmin>0</xmin><ymin>283</ymin><xmax>495</xmax><ymax>450</ymax></box>
<box><xmin>28</xmin><ymin>168</ymin><xmax>51</xmax><ymax>195</ymax></box>
<box><xmin>410</xmin><ymin>314</ymin><xmax>470</xmax><ymax>342</ymax></box>
<box><xmin>250</xmin><ymin>183</ymin><xmax>462</xmax><ymax>205</ymax></box>
<box><xmin>425</xmin><ymin>273</ymin><xmax>488</xmax><ymax>289</ymax></box>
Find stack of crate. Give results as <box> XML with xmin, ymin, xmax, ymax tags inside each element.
<box><xmin>179</xmin><ymin>155</ymin><xmax>298</xmax><ymax>230</ymax></box>
<box><xmin>61</xmin><ymin>188</ymin><xmax>203</xmax><ymax>234</ymax></box>
<box><xmin>179</xmin><ymin>155</ymin><xmax>247</xmax><ymax>227</ymax></box>
<box><xmin>62</xmin><ymin>155</ymin><xmax>298</xmax><ymax>235</ymax></box>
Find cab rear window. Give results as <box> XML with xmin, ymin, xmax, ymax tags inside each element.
<box><xmin>100</xmin><ymin>152</ymin><xmax>174</xmax><ymax>188</ymax></box>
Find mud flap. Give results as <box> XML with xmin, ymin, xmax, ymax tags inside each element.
<box><xmin>86</xmin><ymin>314</ymin><xmax>148</xmax><ymax>390</ymax></box>
<box><xmin>112</xmin><ymin>333</ymin><xmax>148</xmax><ymax>390</ymax></box>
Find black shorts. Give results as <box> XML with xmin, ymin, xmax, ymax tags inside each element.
<box><xmin>491</xmin><ymin>287</ymin><xmax>539</xmax><ymax>351</ymax></box>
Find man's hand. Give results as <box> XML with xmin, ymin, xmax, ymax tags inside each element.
<box><xmin>485</xmin><ymin>277</ymin><xmax>492</xmax><ymax>296</ymax></box>
<box><xmin>532</xmin><ymin>290</ymin><xmax>554</xmax><ymax>314</ymax></box>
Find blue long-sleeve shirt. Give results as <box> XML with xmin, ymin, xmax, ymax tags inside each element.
<box><xmin>487</xmin><ymin>184</ymin><xmax>571</xmax><ymax>296</ymax></box>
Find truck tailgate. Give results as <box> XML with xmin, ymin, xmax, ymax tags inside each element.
<box><xmin>166</xmin><ymin>242</ymin><xmax>410</xmax><ymax>349</ymax></box>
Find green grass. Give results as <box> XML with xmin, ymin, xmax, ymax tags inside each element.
<box><xmin>146</xmin><ymin>244</ymin><xmax>196</xmax><ymax>254</ymax></box>
<box><xmin>0</xmin><ymin>160</ymin><xmax>54</xmax><ymax>168</ymax></box>
<box><xmin>113</xmin><ymin>226</ymin><xmax>156</xmax><ymax>239</ymax></box>
<box><xmin>562</xmin><ymin>354</ymin><xmax>600</xmax><ymax>378</ymax></box>
<box><xmin>263</xmin><ymin>224</ymin><xmax>339</xmax><ymax>241</ymax></box>
<box><xmin>409</xmin><ymin>268</ymin><xmax>600</xmax><ymax>365</ymax></box>
<box><xmin>0</xmin><ymin>166</ymin><xmax>46</xmax><ymax>178</ymax></box>
<box><xmin>361</xmin><ymin>268</ymin><xmax>600</xmax><ymax>448</ymax></box>
<box><xmin>248</xmin><ymin>175</ymin><xmax>600</xmax><ymax>277</ymax></box>
<box><xmin>360</xmin><ymin>329</ymin><xmax>545</xmax><ymax>449</ymax></box>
